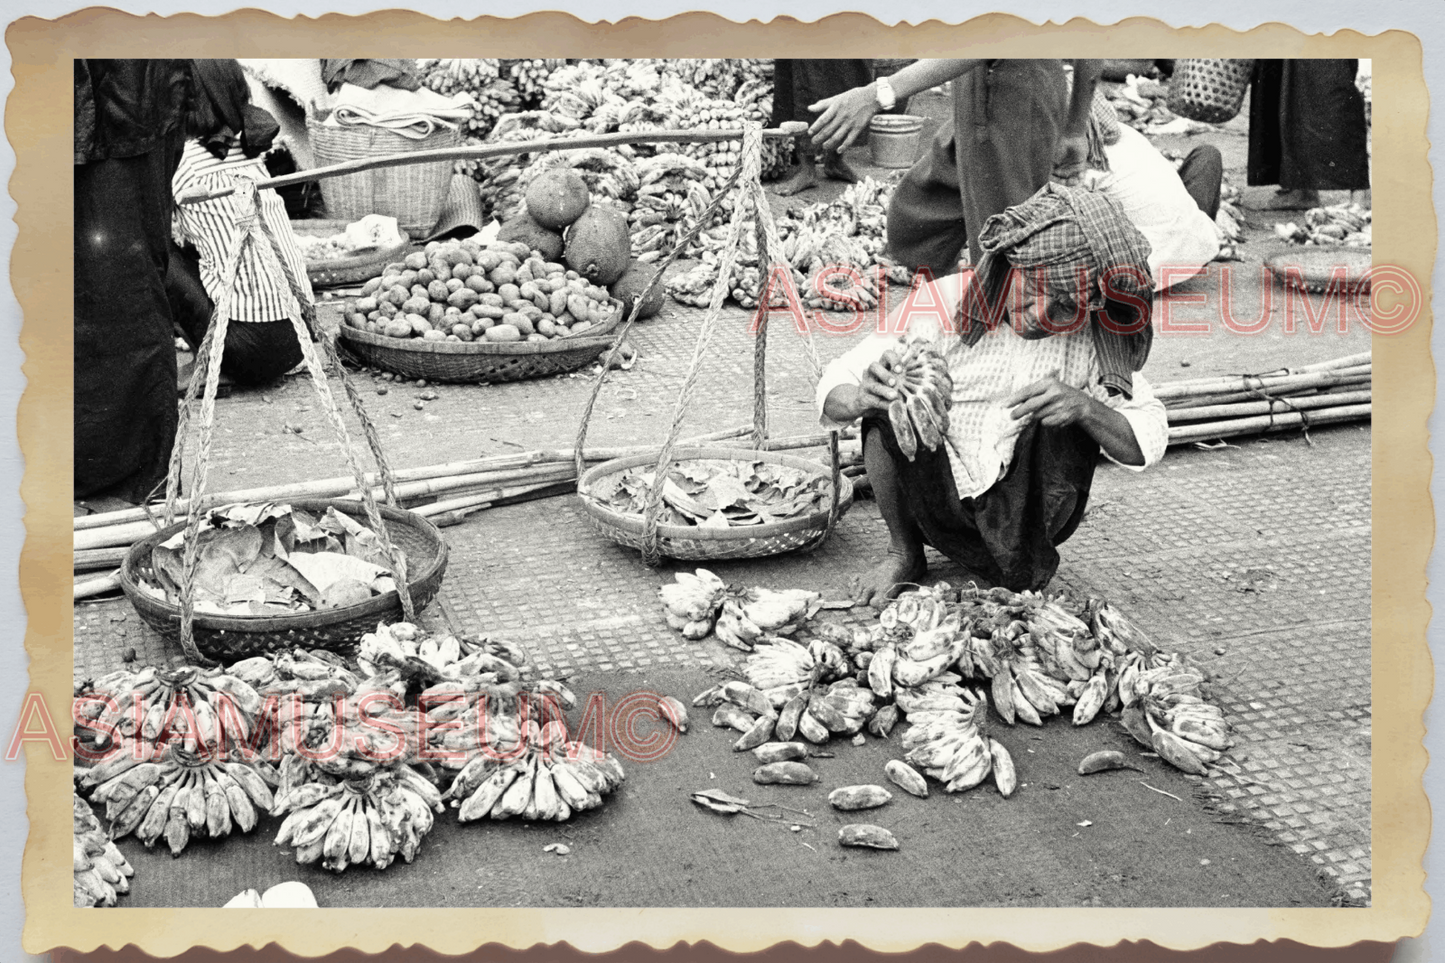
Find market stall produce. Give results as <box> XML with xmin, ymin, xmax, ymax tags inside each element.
<box><xmin>1271</xmin><ymin>203</ymin><xmax>1372</xmax><ymax>248</ymax></box>
<box><xmin>73</xmin><ymin>794</ymin><xmax>136</xmax><ymax>907</ymax></box>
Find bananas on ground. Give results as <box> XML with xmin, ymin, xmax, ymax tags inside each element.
<box><xmin>900</xmin><ymin>700</ymin><xmax>1015</xmax><ymax>796</ymax></box>
<box><xmin>1273</xmin><ymin>203</ymin><xmax>1372</xmax><ymax>248</ymax></box>
<box><xmin>659</xmin><ymin>568</ymin><xmax>728</xmax><ymax>640</ymax></box>
<box><xmin>712</xmin><ymin>585</ymin><xmax>821</xmax><ymax>652</ymax></box>
<box><xmin>274</xmin><ymin>764</ymin><xmax>443</xmax><ymax>872</ymax></box>
<box><xmin>75</xmin><ymin>664</ymin><xmax>266</xmax><ymax>756</ymax></box>
<box><xmin>445</xmin><ymin>720</ymin><xmax>626</xmax><ymax>823</ymax></box>
<box><xmin>357</xmin><ymin>622</ymin><xmax>527</xmax><ymax>688</ymax></box>
<box><xmin>73</xmin><ymin>793</ymin><xmax>133</xmax><ymax>907</ymax></box>
<box><xmin>79</xmin><ymin>746</ymin><xmax>277</xmax><ymax>856</ymax></box>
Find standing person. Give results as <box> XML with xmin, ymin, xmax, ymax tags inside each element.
<box><xmin>816</xmin><ymin>184</ymin><xmax>1165</xmax><ymax>604</ymax></box>
<box><xmin>74</xmin><ymin>59</ymin><xmax>192</xmax><ymax>507</ymax></box>
<box><xmin>169</xmin><ymin>59</ymin><xmax>311</xmax><ymax>387</ymax></box>
<box><xmin>808</xmin><ymin>59</ymin><xmax>1104</xmax><ymax>276</ymax></box>
<box><xmin>1245</xmin><ymin>59</ymin><xmax>1370</xmax><ymax>210</ymax></box>
<box><xmin>769</xmin><ymin>59</ymin><xmax>875</xmax><ymax>196</ymax></box>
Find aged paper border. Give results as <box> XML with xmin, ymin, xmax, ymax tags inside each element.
<box><xmin>12</xmin><ymin>10</ymin><xmax>1431</xmax><ymax>956</ymax></box>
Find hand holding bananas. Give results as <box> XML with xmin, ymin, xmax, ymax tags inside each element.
<box><xmin>823</xmin><ymin>341</ymin><xmax>953</xmax><ymax>462</ymax></box>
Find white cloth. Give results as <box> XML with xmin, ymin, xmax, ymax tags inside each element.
<box><xmin>1090</xmin><ymin>125</ymin><xmax>1220</xmax><ymax>290</ymax></box>
<box><xmin>815</xmin><ymin>274</ymin><xmax>1169</xmax><ymax>500</ymax></box>
<box><xmin>323</xmin><ymin>83</ymin><xmax>475</xmax><ymax>139</ymax></box>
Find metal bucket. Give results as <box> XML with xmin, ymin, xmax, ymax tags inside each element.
<box><xmin>869</xmin><ymin>114</ymin><xmax>924</xmax><ymax>168</ymax></box>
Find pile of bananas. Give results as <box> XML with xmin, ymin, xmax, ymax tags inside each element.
<box><xmin>355</xmin><ymin>621</ymin><xmax>527</xmax><ymax>686</ymax></box>
<box><xmin>629</xmin><ymin>153</ymin><xmax>717</xmax><ymax>262</ymax></box>
<box><xmin>274</xmin><ymin>763</ymin><xmax>443</xmax><ymax>872</ymax></box>
<box><xmin>883</xmin><ymin>340</ymin><xmax>954</xmax><ymax>461</ymax></box>
<box><xmin>503</xmin><ymin>59</ymin><xmax>569</xmax><ymax>108</ymax></box>
<box><xmin>414</xmin><ymin>58</ymin><xmax>520</xmax><ymax>140</ymax></box>
<box><xmin>1120</xmin><ymin>658</ymin><xmax>1233</xmax><ymax>775</ymax></box>
<box><xmin>445</xmin><ymin>719</ymin><xmax>626</xmax><ymax>822</ymax></box>
<box><xmin>1273</xmin><ymin>204</ymin><xmax>1372</xmax><ymax>248</ymax></box>
<box><xmin>742</xmin><ymin>636</ymin><xmax>850</xmax><ymax>704</ymax></box>
<box><xmin>73</xmin><ymin>793</ymin><xmax>134</xmax><ymax>907</ymax></box>
<box><xmin>469</xmin><ymin>112</ymin><xmax>591</xmax><ymax>216</ymax></box>
<box><xmin>694</xmin><ymin>673</ymin><xmax>875</xmax><ymax>748</ymax></box>
<box><xmin>901</xmin><ymin>695</ymin><xmax>1017</xmax><ymax>796</ymax></box>
<box><xmin>77</xmin><ymin>745</ymin><xmax>278</xmax><ymax>856</ymax></box>
<box><xmin>75</xmin><ymin>664</ymin><xmax>266</xmax><ymax>755</ymax></box>
<box><xmin>664</xmin><ymin>228</ymin><xmax>809</xmax><ymax>310</ymax></box>
<box><xmin>659</xmin><ymin>568</ymin><xmax>729</xmax><ymax>639</ymax></box>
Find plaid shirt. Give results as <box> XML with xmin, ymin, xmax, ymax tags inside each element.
<box><xmin>959</xmin><ymin>183</ymin><xmax>1154</xmax><ymax>398</ymax></box>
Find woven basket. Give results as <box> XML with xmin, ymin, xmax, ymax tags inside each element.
<box><xmin>1264</xmin><ymin>247</ymin><xmax>1372</xmax><ymax>295</ymax></box>
<box><xmin>120</xmin><ymin>499</ymin><xmax>449</xmax><ymax>662</ymax></box>
<box><xmin>306</xmin><ymin>119</ymin><xmax>462</xmax><ymax>237</ymax></box>
<box><xmin>337</xmin><ymin>298</ymin><xmax>624</xmax><ymax>384</ymax></box>
<box><xmin>292</xmin><ymin>219</ymin><xmax>414</xmax><ymax>288</ymax></box>
<box><xmin>578</xmin><ymin>447</ymin><xmax>854</xmax><ymax>562</ymax></box>
<box><xmin>1167</xmin><ymin>59</ymin><xmax>1256</xmax><ymax>124</ymax></box>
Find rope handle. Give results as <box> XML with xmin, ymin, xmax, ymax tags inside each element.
<box><xmin>166</xmin><ymin>181</ymin><xmax>415</xmax><ymax>665</ymax></box>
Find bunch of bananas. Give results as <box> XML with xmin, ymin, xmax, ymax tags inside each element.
<box><xmin>1273</xmin><ymin>204</ymin><xmax>1372</xmax><ymax>248</ymax></box>
<box><xmin>446</xmin><ymin>720</ymin><xmax>626</xmax><ymax>822</ymax></box>
<box><xmin>503</xmin><ymin>59</ymin><xmax>569</xmax><ymax>108</ymax></box>
<box><xmin>659</xmin><ymin>568</ymin><xmax>729</xmax><ymax>639</ymax></box>
<box><xmin>901</xmin><ymin>695</ymin><xmax>1017</xmax><ymax>796</ymax></box>
<box><xmin>355</xmin><ymin>621</ymin><xmax>527</xmax><ymax>686</ymax></box>
<box><xmin>415</xmin><ymin>59</ymin><xmax>519</xmax><ymax>140</ymax></box>
<box><xmin>73</xmin><ymin>793</ymin><xmax>134</xmax><ymax>907</ymax></box>
<box><xmin>75</xmin><ymin>664</ymin><xmax>266</xmax><ymax>754</ymax></box>
<box><xmin>1119</xmin><ymin>660</ymin><xmax>1232</xmax><ymax>775</ymax></box>
<box><xmin>274</xmin><ymin>764</ymin><xmax>443</xmax><ymax>872</ymax></box>
<box><xmin>78</xmin><ymin>745</ymin><xmax>277</xmax><ymax>856</ymax></box>
<box><xmin>884</xmin><ymin>340</ymin><xmax>954</xmax><ymax>461</ymax></box>
<box><xmin>743</xmin><ymin>636</ymin><xmax>850</xmax><ymax>703</ymax></box>
<box><xmin>629</xmin><ymin>153</ymin><xmax>716</xmax><ymax>262</ymax></box>
<box><xmin>713</xmin><ymin>586</ymin><xmax>822</xmax><ymax>651</ymax></box>
<box><xmin>415</xmin><ymin>674</ymin><xmax>576</xmax><ymax>771</ymax></box>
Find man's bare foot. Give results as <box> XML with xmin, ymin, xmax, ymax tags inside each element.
<box><xmin>1243</xmin><ymin>188</ymin><xmax>1321</xmax><ymax>211</ymax></box>
<box><xmin>771</xmin><ymin>163</ymin><xmax>818</xmax><ymax>197</ymax></box>
<box><xmin>822</xmin><ymin>151</ymin><xmax>862</xmax><ymax>184</ymax></box>
<box><xmin>851</xmin><ymin>550</ymin><xmax>928</xmax><ymax>609</ymax></box>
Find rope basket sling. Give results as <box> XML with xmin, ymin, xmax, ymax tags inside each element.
<box><xmin>135</xmin><ymin>179</ymin><xmax>436</xmax><ymax>665</ymax></box>
<box><xmin>573</xmin><ymin>123</ymin><xmax>850</xmax><ymax>566</ymax></box>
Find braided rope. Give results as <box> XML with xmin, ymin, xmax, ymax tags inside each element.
<box><xmin>749</xmin><ymin>180</ymin><xmax>769</xmax><ymax>451</ymax></box>
<box><xmin>572</xmin><ymin>164</ymin><xmax>749</xmax><ymax>482</ymax></box>
<box><xmin>638</xmin><ymin>125</ymin><xmax>763</xmax><ymax>565</ymax></box>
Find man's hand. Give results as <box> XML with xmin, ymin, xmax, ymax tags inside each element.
<box><xmin>808</xmin><ymin>85</ymin><xmax>881</xmax><ymax>154</ymax></box>
<box><xmin>856</xmin><ymin>349</ymin><xmax>905</xmax><ymax>414</ymax></box>
<box><xmin>1052</xmin><ymin>133</ymin><xmax>1090</xmax><ymax>184</ymax></box>
<box><xmin>1005</xmin><ymin>373</ymin><xmax>1097</xmax><ymax>428</ymax></box>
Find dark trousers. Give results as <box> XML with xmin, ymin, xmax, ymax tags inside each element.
<box><xmin>1178</xmin><ymin>144</ymin><xmax>1224</xmax><ymax>220</ymax></box>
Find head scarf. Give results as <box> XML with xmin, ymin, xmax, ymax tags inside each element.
<box><xmin>190</xmin><ymin>59</ymin><xmax>279</xmax><ymax>160</ymax></box>
<box><xmin>959</xmin><ymin>182</ymin><xmax>1155</xmax><ymax>397</ymax></box>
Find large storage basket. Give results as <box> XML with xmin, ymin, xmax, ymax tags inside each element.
<box><xmin>306</xmin><ymin>119</ymin><xmax>461</xmax><ymax>237</ymax></box>
<box><xmin>1167</xmin><ymin>59</ymin><xmax>1256</xmax><ymax>124</ymax></box>
<box><xmin>120</xmin><ymin>499</ymin><xmax>449</xmax><ymax>662</ymax></box>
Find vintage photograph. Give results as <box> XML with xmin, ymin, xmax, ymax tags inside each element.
<box><xmin>70</xmin><ymin>54</ymin><xmax>1375</xmax><ymax>911</ymax></box>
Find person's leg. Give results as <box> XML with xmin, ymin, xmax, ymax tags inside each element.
<box><xmin>772</xmin><ymin>143</ymin><xmax>819</xmax><ymax>196</ymax></box>
<box><xmin>885</xmin><ymin>136</ymin><xmax>970</xmax><ymax>277</ymax></box>
<box><xmin>821</xmin><ymin>147</ymin><xmax>862</xmax><ymax>184</ymax></box>
<box><xmin>852</xmin><ymin>423</ymin><xmax>929</xmax><ymax>608</ymax></box>
<box><xmin>219</xmin><ymin>318</ymin><xmax>304</xmax><ymax>385</ymax></box>
<box><xmin>1177</xmin><ymin>144</ymin><xmax>1224</xmax><ymax>220</ymax></box>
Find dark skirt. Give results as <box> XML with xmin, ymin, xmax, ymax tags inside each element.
<box><xmin>862</xmin><ymin>413</ymin><xmax>1100</xmax><ymax>592</ymax></box>
<box><xmin>770</xmin><ymin>59</ymin><xmax>875</xmax><ymax>128</ymax></box>
<box><xmin>1248</xmin><ymin>59</ymin><xmax>1370</xmax><ymax>191</ymax></box>
<box><xmin>886</xmin><ymin>60</ymin><xmax>1068</xmax><ymax>275</ymax></box>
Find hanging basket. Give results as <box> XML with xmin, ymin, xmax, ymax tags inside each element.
<box><xmin>1167</xmin><ymin>59</ymin><xmax>1256</xmax><ymax>124</ymax></box>
<box><xmin>120</xmin><ymin>499</ymin><xmax>449</xmax><ymax>662</ymax></box>
<box><xmin>336</xmin><ymin>298</ymin><xmax>624</xmax><ymax>384</ymax></box>
<box><xmin>578</xmin><ymin>447</ymin><xmax>854</xmax><ymax>562</ymax></box>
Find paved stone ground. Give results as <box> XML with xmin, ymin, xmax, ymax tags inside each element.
<box><xmin>73</xmin><ymin>105</ymin><xmax>1373</xmax><ymax>905</ymax></box>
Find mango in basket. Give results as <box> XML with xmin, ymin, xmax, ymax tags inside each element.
<box><xmin>485</xmin><ymin>324</ymin><xmax>522</xmax><ymax>343</ymax></box>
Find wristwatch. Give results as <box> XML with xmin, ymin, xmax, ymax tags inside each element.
<box><xmin>874</xmin><ymin>77</ymin><xmax>897</xmax><ymax>111</ymax></box>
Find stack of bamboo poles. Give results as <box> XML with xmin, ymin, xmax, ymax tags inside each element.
<box><xmin>1160</xmin><ymin>352</ymin><xmax>1371</xmax><ymax>446</ymax></box>
<box><xmin>73</xmin><ymin>424</ymin><xmax>851</xmax><ymax>601</ymax></box>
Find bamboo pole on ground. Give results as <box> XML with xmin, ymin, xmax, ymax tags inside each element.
<box><xmin>1167</xmin><ymin>403</ymin><xmax>1372</xmax><ymax>445</ymax></box>
<box><xmin>1166</xmin><ymin>389</ymin><xmax>1373</xmax><ymax>423</ymax></box>
<box><xmin>1154</xmin><ymin>366</ymin><xmax>1370</xmax><ymax>402</ymax></box>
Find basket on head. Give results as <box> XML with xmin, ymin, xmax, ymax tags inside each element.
<box><xmin>306</xmin><ymin>119</ymin><xmax>462</xmax><ymax>237</ymax></box>
<box><xmin>336</xmin><ymin>298</ymin><xmax>624</xmax><ymax>384</ymax></box>
<box><xmin>1167</xmin><ymin>59</ymin><xmax>1256</xmax><ymax>125</ymax></box>
<box><xmin>577</xmin><ymin>447</ymin><xmax>854</xmax><ymax>562</ymax></box>
<box><xmin>120</xmin><ymin>499</ymin><xmax>449</xmax><ymax>663</ymax></box>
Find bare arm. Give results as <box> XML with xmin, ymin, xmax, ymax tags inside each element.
<box><xmin>822</xmin><ymin>350</ymin><xmax>906</xmax><ymax>422</ymax></box>
<box><xmin>1005</xmin><ymin>375</ymin><xmax>1146</xmax><ymax>466</ymax></box>
<box><xmin>1054</xmin><ymin>59</ymin><xmax>1104</xmax><ymax>180</ymax></box>
<box><xmin>808</xmin><ymin>59</ymin><xmax>988</xmax><ymax>153</ymax></box>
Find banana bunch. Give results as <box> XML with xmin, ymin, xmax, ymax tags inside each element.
<box><xmin>415</xmin><ymin>59</ymin><xmax>517</xmax><ymax>140</ymax></box>
<box><xmin>1119</xmin><ymin>660</ymin><xmax>1232</xmax><ymax>774</ymax></box>
<box><xmin>1273</xmin><ymin>203</ymin><xmax>1372</xmax><ymax>248</ymax></box>
<box><xmin>659</xmin><ymin>568</ymin><xmax>729</xmax><ymax>639</ymax></box>
<box><xmin>713</xmin><ymin>586</ymin><xmax>822</xmax><ymax>651</ymax></box>
<box><xmin>76</xmin><ymin>664</ymin><xmax>266</xmax><ymax>754</ymax></box>
<box><xmin>901</xmin><ymin>701</ymin><xmax>1016</xmax><ymax>796</ymax></box>
<box><xmin>883</xmin><ymin>340</ymin><xmax>954</xmax><ymax>461</ymax></box>
<box><xmin>73</xmin><ymin>793</ymin><xmax>133</xmax><ymax>907</ymax></box>
<box><xmin>415</xmin><ymin>677</ymin><xmax>575</xmax><ymax>771</ymax></box>
<box><xmin>742</xmin><ymin>636</ymin><xmax>850</xmax><ymax>702</ymax></box>
<box><xmin>78</xmin><ymin>745</ymin><xmax>277</xmax><ymax>856</ymax></box>
<box><xmin>445</xmin><ymin>720</ymin><xmax>626</xmax><ymax>822</ymax></box>
<box><xmin>274</xmin><ymin>764</ymin><xmax>443</xmax><ymax>872</ymax></box>
<box><xmin>630</xmin><ymin>153</ymin><xmax>716</xmax><ymax>261</ymax></box>
<box><xmin>503</xmin><ymin>59</ymin><xmax>569</xmax><ymax>107</ymax></box>
<box><xmin>356</xmin><ymin>622</ymin><xmax>527</xmax><ymax>687</ymax></box>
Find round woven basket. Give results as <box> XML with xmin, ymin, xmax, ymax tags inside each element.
<box><xmin>1167</xmin><ymin>59</ymin><xmax>1256</xmax><ymax>124</ymax></box>
<box><xmin>1264</xmin><ymin>247</ymin><xmax>1372</xmax><ymax>295</ymax></box>
<box><xmin>306</xmin><ymin>120</ymin><xmax>462</xmax><ymax>237</ymax></box>
<box><xmin>577</xmin><ymin>447</ymin><xmax>854</xmax><ymax>562</ymax></box>
<box><xmin>337</xmin><ymin>298</ymin><xmax>624</xmax><ymax>384</ymax></box>
<box><xmin>120</xmin><ymin>499</ymin><xmax>449</xmax><ymax>663</ymax></box>
<box><xmin>292</xmin><ymin>219</ymin><xmax>414</xmax><ymax>288</ymax></box>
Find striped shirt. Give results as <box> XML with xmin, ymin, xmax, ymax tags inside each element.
<box><xmin>171</xmin><ymin>140</ymin><xmax>314</xmax><ymax>323</ymax></box>
<box><xmin>817</xmin><ymin>273</ymin><xmax>1168</xmax><ymax>500</ymax></box>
